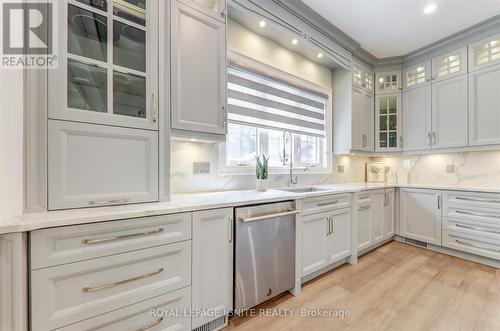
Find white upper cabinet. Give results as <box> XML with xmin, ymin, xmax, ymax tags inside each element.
<box><xmin>48</xmin><ymin>120</ymin><xmax>158</xmax><ymax>210</ymax></box>
<box><xmin>375</xmin><ymin>71</ymin><xmax>402</xmax><ymax>94</ymax></box>
<box><xmin>171</xmin><ymin>1</ymin><xmax>226</xmax><ymax>136</ymax></box>
<box><xmin>431</xmin><ymin>47</ymin><xmax>467</xmax><ymax>81</ymax></box>
<box><xmin>351</xmin><ymin>86</ymin><xmax>374</xmax><ymax>152</ymax></box>
<box><xmin>403</xmin><ymin>83</ymin><xmax>432</xmax><ymax>151</ymax></box>
<box><xmin>469</xmin><ymin>63</ymin><xmax>500</xmax><ymax>146</ymax></box>
<box><xmin>49</xmin><ymin>0</ymin><xmax>159</xmax><ymax>131</ymax></box>
<box><xmin>375</xmin><ymin>93</ymin><xmax>402</xmax><ymax>152</ymax></box>
<box><xmin>178</xmin><ymin>0</ymin><xmax>227</xmax><ymax>23</ymax></box>
<box><xmin>469</xmin><ymin>33</ymin><xmax>500</xmax><ymax>71</ymax></box>
<box><xmin>352</xmin><ymin>62</ymin><xmax>374</xmax><ymax>93</ymax></box>
<box><xmin>403</xmin><ymin>61</ymin><xmax>431</xmax><ymax>90</ymax></box>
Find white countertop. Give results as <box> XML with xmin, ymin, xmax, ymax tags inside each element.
<box><xmin>2</xmin><ymin>182</ymin><xmax>500</xmax><ymax>234</ymax></box>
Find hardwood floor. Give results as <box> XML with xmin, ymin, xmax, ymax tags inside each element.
<box><xmin>226</xmin><ymin>241</ymin><xmax>500</xmax><ymax>331</ymax></box>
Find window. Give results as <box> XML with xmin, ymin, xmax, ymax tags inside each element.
<box><xmin>223</xmin><ymin>60</ymin><xmax>329</xmax><ymax>172</ymax></box>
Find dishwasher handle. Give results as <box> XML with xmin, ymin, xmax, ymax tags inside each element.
<box><xmin>238</xmin><ymin>210</ymin><xmax>300</xmax><ymax>223</ymax></box>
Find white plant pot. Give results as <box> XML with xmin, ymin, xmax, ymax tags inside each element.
<box><xmin>256</xmin><ymin>179</ymin><xmax>268</xmax><ymax>192</ymax></box>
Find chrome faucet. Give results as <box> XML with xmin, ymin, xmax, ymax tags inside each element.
<box><xmin>283</xmin><ymin>130</ymin><xmax>298</xmax><ymax>187</ymax></box>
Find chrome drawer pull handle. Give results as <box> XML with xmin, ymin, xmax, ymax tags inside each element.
<box><xmin>456</xmin><ymin>210</ymin><xmax>500</xmax><ymax>219</ymax></box>
<box><xmin>82</xmin><ymin>228</ymin><xmax>164</xmax><ymax>245</ymax></box>
<box><xmin>455</xmin><ymin>223</ymin><xmax>500</xmax><ymax>234</ymax></box>
<box><xmin>136</xmin><ymin>317</ymin><xmax>164</xmax><ymax>331</ymax></box>
<box><xmin>456</xmin><ymin>196</ymin><xmax>500</xmax><ymax>204</ymax></box>
<box><xmin>82</xmin><ymin>268</ymin><xmax>164</xmax><ymax>293</ymax></box>
<box><xmin>88</xmin><ymin>198</ymin><xmax>130</xmax><ymax>206</ymax></box>
<box><xmin>358</xmin><ymin>204</ymin><xmax>370</xmax><ymax>210</ymax></box>
<box><xmin>239</xmin><ymin>210</ymin><xmax>299</xmax><ymax>223</ymax></box>
<box><xmin>453</xmin><ymin>239</ymin><xmax>500</xmax><ymax>252</ymax></box>
<box><xmin>317</xmin><ymin>200</ymin><xmax>339</xmax><ymax>207</ymax></box>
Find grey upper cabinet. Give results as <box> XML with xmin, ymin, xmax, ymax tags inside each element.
<box><xmin>375</xmin><ymin>71</ymin><xmax>402</xmax><ymax>94</ymax></box>
<box><xmin>469</xmin><ymin>34</ymin><xmax>500</xmax><ymax>146</ymax></box>
<box><xmin>376</xmin><ymin>93</ymin><xmax>402</xmax><ymax>152</ymax></box>
<box><xmin>49</xmin><ymin>0</ymin><xmax>159</xmax><ymax>131</ymax></box>
<box><xmin>178</xmin><ymin>0</ymin><xmax>227</xmax><ymax>23</ymax></box>
<box><xmin>403</xmin><ymin>80</ymin><xmax>432</xmax><ymax>151</ymax></box>
<box><xmin>351</xmin><ymin>86</ymin><xmax>374</xmax><ymax>152</ymax></box>
<box><xmin>171</xmin><ymin>0</ymin><xmax>227</xmax><ymax>137</ymax></box>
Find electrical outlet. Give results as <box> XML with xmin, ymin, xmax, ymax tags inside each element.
<box><xmin>337</xmin><ymin>165</ymin><xmax>344</xmax><ymax>173</ymax></box>
<box><xmin>193</xmin><ymin>162</ymin><xmax>210</xmax><ymax>175</ymax></box>
<box><xmin>446</xmin><ymin>164</ymin><xmax>455</xmax><ymax>173</ymax></box>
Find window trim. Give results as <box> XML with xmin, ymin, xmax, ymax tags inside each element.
<box><xmin>219</xmin><ymin>50</ymin><xmax>332</xmax><ymax>176</ymax></box>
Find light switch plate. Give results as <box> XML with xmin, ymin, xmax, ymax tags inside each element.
<box><xmin>193</xmin><ymin>162</ymin><xmax>210</xmax><ymax>175</ymax></box>
<box><xmin>446</xmin><ymin>164</ymin><xmax>455</xmax><ymax>173</ymax></box>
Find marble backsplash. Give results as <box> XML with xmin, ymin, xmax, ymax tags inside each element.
<box><xmin>376</xmin><ymin>149</ymin><xmax>500</xmax><ymax>189</ymax></box>
<box><xmin>171</xmin><ymin>141</ymin><xmax>370</xmax><ymax>193</ymax></box>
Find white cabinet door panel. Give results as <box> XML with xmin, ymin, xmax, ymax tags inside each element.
<box><xmin>48</xmin><ymin>120</ymin><xmax>158</xmax><ymax>210</ymax></box>
<box><xmin>192</xmin><ymin>208</ymin><xmax>233</xmax><ymax>329</ymax></box>
<box><xmin>171</xmin><ymin>1</ymin><xmax>226</xmax><ymax>135</ymax></box>
<box><xmin>400</xmin><ymin>189</ymin><xmax>442</xmax><ymax>245</ymax></box>
<box><xmin>357</xmin><ymin>203</ymin><xmax>372</xmax><ymax>251</ymax></box>
<box><xmin>432</xmin><ymin>75</ymin><xmax>468</xmax><ymax>149</ymax></box>
<box><xmin>384</xmin><ymin>189</ymin><xmax>395</xmax><ymax>239</ymax></box>
<box><xmin>469</xmin><ymin>64</ymin><xmax>500</xmax><ymax>146</ymax></box>
<box><xmin>178</xmin><ymin>0</ymin><xmax>227</xmax><ymax>22</ymax></box>
<box><xmin>351</xmin><ymin>87</ymin><xmax>374</xmax><ymax>151</ymax></box>
<box><xmin>328</xmin><ymin>208</ymin><xmax>352</xmax><ymax>263</ymax></box>
<box><xmin>301</xmin><ymin>212</ymin><xmax>329</xmax><ymax>276</ymax></box>
<box><xmin>371</xmin><ymin>190</ymin><xmax>385</xmax><ymax>243</ymax></box>
<box><xmin>403</xmin><ymin>84</ymin><xmax>432</xmax><ymax>151</ymax></box>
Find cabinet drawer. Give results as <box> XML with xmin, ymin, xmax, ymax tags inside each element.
<box><xmin>31</xmin><ymin>213</ymin><xmax>191</xmax><ymax>270</ymax></box>
<box><xmin>55</xmin><ymin>287</ymin><xmax>191</xmax><ymax>331</ymax></box>
<box><xmin>442</xmin><ymin>230</ymin><xmax>500</xmax><ymax>261</ymax></box>
<box><xmin>444</xmin><ymin>191</ymin><xmax>500</xmax><ymax>213</ymax></box>
<box><xmin>31</xmin><ymin>242</ymin><xmax>191</xmax><ymax>330</ymax></box>
<box><xmin>301</xmin><ymin>193</ymin><xmax>351</xmax><ymax>215</ymax></box>
<box><xmin>357</xmin><ymin>192</ymin><xmax>372</xmax><ymax>204</ymax></box>
<box><xmin>443</xmin><ymin>217</ymin><xmax>500</xmax><ymax>240</ymax></box>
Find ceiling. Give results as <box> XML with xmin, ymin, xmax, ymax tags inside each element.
<box><xmin>302</xmin><ymin>0</ymin><xmax>500</xmax><ymax>58</ymax></box>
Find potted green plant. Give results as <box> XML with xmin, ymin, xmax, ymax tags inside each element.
<box><xmin>255</xmin><ymin>155</ymin><xmax>269</xmax><ymax>191</ymax></box>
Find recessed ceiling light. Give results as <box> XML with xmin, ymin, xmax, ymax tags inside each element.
<box><xmin>292</xmin><ymin>38</ymin><xmax>298</xmax><ymax>45</ymax></box>
<box><xmin>317</xmin><ymin>53</ymin><xmax>323</xmax><ymax>58</ymax></box>
<box><xmin>423</xmin><ymin>3</ymin><xmax>437</xmax><ymax>14</ymax></box>
<box><xmin>259</xmin><ymin>20</ymin><xmax>266</xmax><ymax>28</ymax></box>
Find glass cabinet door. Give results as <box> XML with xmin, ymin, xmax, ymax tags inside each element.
<box><xmin>376</xmin><ymin>71</ymin><xmax>401</xmax><ymax>94</ymax></box>
<box><xmin>376</xmin><ymin>94</ymin><xmax>401</xmax><ymax>152</ymax></box>
<box><xmin>49</xmin><ymin>0</ymin><xmax>158</xmax><ymax>130</ymax></box>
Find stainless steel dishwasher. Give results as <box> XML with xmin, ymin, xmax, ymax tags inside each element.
<box><xmin>234</xmin><ymin>201</ymin><xmax>298</xmax><ymax>311</ymax></box>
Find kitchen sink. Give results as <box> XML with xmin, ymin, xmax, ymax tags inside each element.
<box><xmin>277</xmin><ymin>186</ymin><xmax>327</xmax><ymax>193</ymax></box>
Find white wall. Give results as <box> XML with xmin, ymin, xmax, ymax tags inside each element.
<box><xmin>0</xmin><ymin>69</ymin><xmax>24</xmax><ymax>223</ymax></box>
<box><xmin>171</xmin><ymin>20</ymin><xmax>371</xmax><ymax>193</ymax></box>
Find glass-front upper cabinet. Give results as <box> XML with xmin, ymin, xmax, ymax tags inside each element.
<box><xmin>179</xmin><ymin>0</ymin><xmax>226</xmax><ymax>22</ymax></box>
<box><xmin>49</xmin><ymin>0</ymin><xmax>159</xmax><ymax>130</ymax></box>
<box><xmin>375</xmin><ymin>93</ymin><xmax>402</xmax><ymax>152</ymax></box>
<box><xmin>352</xmin><ymin>62</ymin><xmax>374</xmax><ymax>93</ymax></box>
<box><xmin>431</xmin><ymin>47</ymin><xmax>467</xmax><ymax>82</ymax></box>
<box><xmin>403</xmin><ymin>61</ymin><xmax>431</xmax><ymax>90</ymax></box>
<box><xmin>375</xmin><ymin>71</ymin><xmax>401</xmax><ymax>94</ymax></box>
<box><xmin>469</xmin><ymin>33</ymin><xmax>500</xmax><ymax>71</ymax></box>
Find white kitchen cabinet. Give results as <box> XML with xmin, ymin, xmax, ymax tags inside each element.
<box><xmin>171</xmin><ymin>1</ymin><xmax>226</xmax><ymax>137</ymax></box>
<box><xmin>179</xmin><ymin>0</ymin><xmax>227</xmax><ymax>23</ymax></box>
<box><xmin>375</xmin><ymin>71</ymin><xmax>402</xmax><ymax>94</ymax></box>
<box><xmin>384</xmin><ymin>189</ymin><xmax>395</xmax><ymax>239</ymax></box>
<box><xmin>371</xmin><ymin>190</ymin><xmax>385</xmax><ymax>243</ymax></box>
<box><xmin>328</xmin><ymin>208</ymin><xmax>352</xmax><ymax>263</ymax></box>
<box><xmin>400</xmin><ymin>188</ymin><xmax>442</xmax><ymax>245</ymax></box>
<box><xmin>432</xmin><ymin>47</ymin><xmax>467</xmax><ymax>82</ymax></box>
<box><xmin>48</xmin><ymin>120</ymin><xmax>158</xmax><ymax>210</ymax></box>
<box><xmin>468</xmin><ymin>33</ymin><xmax>500</xmax><ymax>71</ymax></box>
<box><xmin>352</xmin><ymin>62</ymin><xmax>374</xmax><ymax>93</ymax></box>
<box><xmin>403</xmin><ymin>83</ymin><xmax>432</xmax><ymax>151</ymax></box>
<box><xmin>301</xmin><ymin>205</ymin><xmax>352</xmax><ymax>277</ymax></box>
<box><xmin>469</xmin><ymin>63</ymin><xmax>500</xmax><ymax>146</ymax></box>
<box><xmin>49</xmin><ymin>0</ymin><xmax>159</xmax><ymax>131</ymax></box>
<box><xmin>376</xmin><ymin>93</ymin><xmax>402</xmax><ymax>152</ymax></box>
<box><xmin>357</xmin><ymin>201</ymin><xmax>372</xmax><ymax>252</ymax></box>
<box><xmin>403</xmin><ymin>61</ymin><xmax>431</xmax><ymax>90</ymax></box>
<box><xmin>301</xmin><ymin>212</ymin><xmax>330</xmax><ymax>276</ymax></box>
<box><xmin>0</xmin><ymin>233</ymin><xmax>28</xmax><ymax>331</ymax></box>
<box><xmin>192</xmin><ymin>208</ymin><xmax>233</xmax><ymax>329</ymax></box>
<box><xmin>431</xmin><ymin>74</ymin><xmax>468</xmax><ymax>148</ymax></box>
<box><xmin>352</xmin><ymin>86</ymin><xmax>374</xmax><ymax>151</ymax></box>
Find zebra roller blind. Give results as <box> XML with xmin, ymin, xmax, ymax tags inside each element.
<box><xmin>227</xmin><ymin>65</ymin><xmax>328</xmax><ymax>137</ymax></box>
